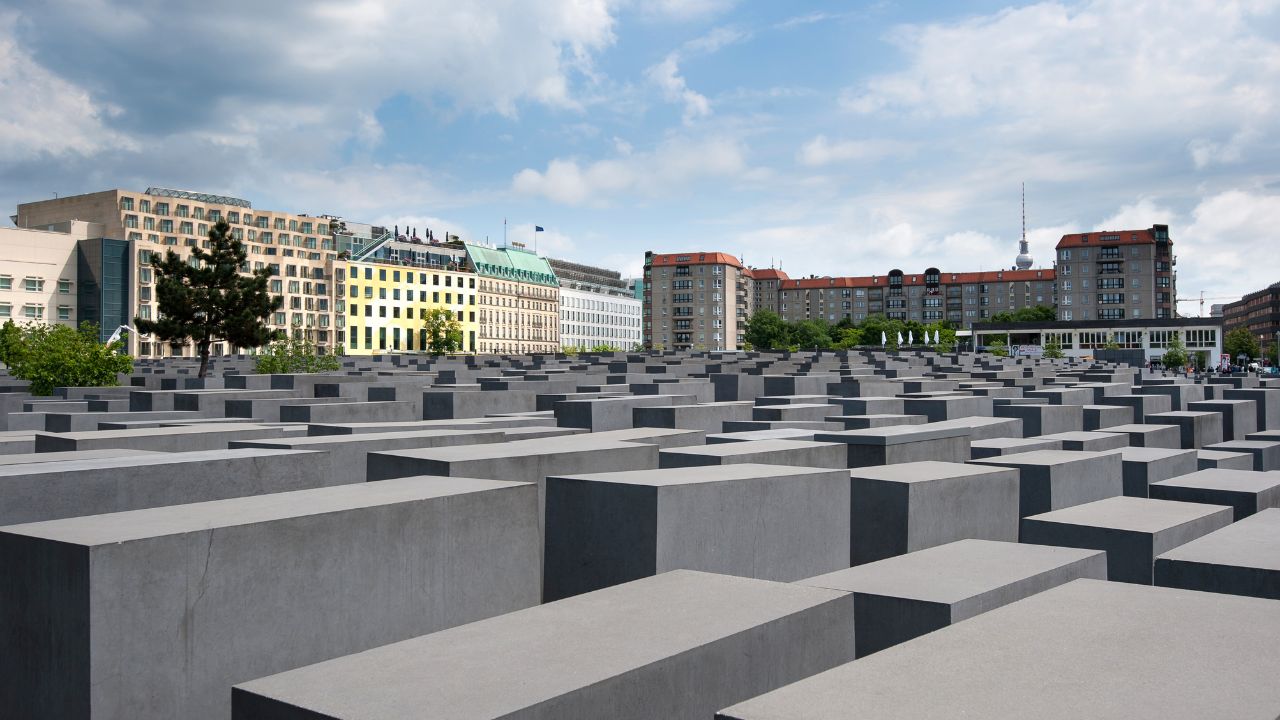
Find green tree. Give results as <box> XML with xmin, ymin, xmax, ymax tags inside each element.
<box><xmin>423</xmin><ymin>307</ymin><xmax>463</xmax><ymax>353</ymax></box>
<box><xmin>1224</xmin><ymin>327</ymin><xmax>1260</xmax><ymax>362</ymax></box>
<box><xmin>791</xmin><ymin>319</ymin><xmax>833</xmax><ymax>349</ymax></box>
<box><xmin>987</xmin><ymin>338</ymin><xmax>1009</xmax><ymax>357</ymax></box>
<box><xmin>745</xmin><ymin>309</ymin><xmax>790</xmax><ymax>349</ymax></box>
<box><xmin>1162</xmin><ymin>332</ymin><xmax>1189</xmax><ymax>369</ymax></box>
<box><xmin>2</xmin><ymin>321</ymin><xmax>133</xmax><ymax>395</ymax></box>
<box><xmin>1043</xmin><ymin>340</ymin><xmax>1065</xmax><ymax>359</ymax></box>
<box><xmin>135</xmin><ymin>220</ymin><xmax>282</xmax><ymax>378</ymax></box>
<box><xmin>254</xmin><ymin>336</ymin><xmax>340</xmax><ymax>374</ymax></box>
<box><xmin>858</xmin><ymin>314</ymin><xmax>905</xmax><ymax>349</ymax></box>
<box><xmin>833</xmin><ymin>326</ymin><xmax>862</xmax><ymax>349</ymax></box>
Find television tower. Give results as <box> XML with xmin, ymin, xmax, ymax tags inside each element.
<box><xmin>1015</xmin><ymin>182</ymin><xmax>1034</xmax><ymax>270</ymax></box>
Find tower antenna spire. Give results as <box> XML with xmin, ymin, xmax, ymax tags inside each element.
<box><xmin>1015</xmin><ymin>181</ymin><xmax>1034</xmax><ymax>270</ymax></box>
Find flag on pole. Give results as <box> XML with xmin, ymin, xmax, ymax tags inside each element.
<box><xmin>535</xmin><ymin>226</ymin><xmax>545</xmax><ymax>232</ymax></box>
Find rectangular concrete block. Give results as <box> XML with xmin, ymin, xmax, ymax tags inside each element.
<box><xmin>1119</xmin><ymin>447</ymin><xmax>1199</xmax><ymax>497</ymax></box>
<box><xmin>234</xmin><ymin>571</ymin><xmax>858</xmax><ymax>720</ymax></box>
<box><xmin>993</xmin><ymin>404</ymin><xmax>1083</xmax><ymax>437</ymax></box>
<box><xmin>716</xmin><ymin>579</ymin><xmax>1280</xmax><ymax>720</ymax></box>
<box><xmin>0</xmin><ymin>449</ymin><xmax>337</xmax><ymax>525</ymax></box>
<box><xmin>659</xmin><ymin>439</ymin><xmax>847</xmax><ymax>469</ymax></box>
<box><xmin>799</xmin><ymin>539</ymin><xmax>1105</xmax><ymax>656</ymax></box>
<box><xmin>1104</xmin><ymin>422</ymin><xmax>1183</xmax><ymax>449</ymax></box>
<box><xmin>544</xmin><ymin>464</ymin><xmax>851</xmax><ymax>601</ymax></box>
<box><xmin>1035</xmin><ymin>430</ymin><xmax>1128</xmax><ymax>452</ymax></box>
<box><xmin>1197</xmin><ymin>449</ymin><xmax>1256</xmax><ymax>470</ymax></box>
<box><xmin>1083</xmin><ymin>403</ymin><xmax>1133</xmax><ymax>430</ymax></box>
<box><xmin>0</xmin><ymin>477</ymin><xmax>540</xmax><ymax>720</ymax></box>
<box><xmin>32</xmin><ymin>423</ymin><xmax>296</xmax><ymax>453</ymax></box>
<box><xmin>1188</xmin><ymin>399</ymin><xmax>1257</xmax><ymax>441</ymax></box>
<box><xmin>901</xmin><ymin>395</ymin><xmax>993</xmax><ymax>422</ymax></box>
<box><xmin>826</xmin><ymin>413</ymin><xmax>926</xmax><ymax>430</ymax></box>
<box><xmin>1147</xmin><ymin>411</ymin><xmax>1224</xmax><ymax>449</ymax></box>
<box><xmin>554</xmin><ymin>395</ymin><xmax>686</xmax><ymax>432</ymax></box>
<box><xmin>969</xmin><ymin>450</ymin><xmax>1123</xmax><ymax>517</ymax></box>
<box><xmin>848</xmin><ymin>461</ymin><xmax>1020</xmax><ymax>565</ymax></box>
<box><xmin>1149</xmin><ymin>468</ymin><xmax>1280</xmax><ymax>520</ymax></box>
<box><xmin>970</xmin><ymin>437</ymin><xmax>1063</xmax><ymax>459</ymax></box>
<box><xmin>1203</xmin><ymin>440</ymin><xmax>1280</xmax><ymax>471</ymax></box>
<box><xmin>229</xmin><ymin>429</ymin><xmax>504</xmax><ymax>483</ymax></box>
<box><xmin>925</xmin><ymin>416</ymin><xmax>1023</xmax><ymax>440</ymax></box>
<box><xmin>1099</xmin><ymin>393</ymin><xmax>1172</xmax><ymax>422</ymax></box>
<box><xmin>632</xmin><ymin>401</ymin><xmax>753</xmax><ymax>434</ymax></box>
<box><xmin>815</xmin><ymin>425</ymin><xmax>970</xmax><ymax>468</ymax></box>
<box><xmin>1223</xmin><ymin>388</ymin><xmax>1280</xmax><ymax>431</ymax></box>
<box><xmin>1021</xmin><ymin>496</ymin><xmax>1233</xmax><ymax>584</ymax></box>
<box><xmin>1155</xmin><ymin>508</ymin><xmax>1280</xmax><ymax>600</ymax></box>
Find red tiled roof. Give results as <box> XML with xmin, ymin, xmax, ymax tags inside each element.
<box><xmin>648</xmin><ymin>252</ymin><xmax>743</xmax><ymax>269</ymax></box>
<box><xmin>751</xmin><ymin>268</ymin><xmax>789</xmax><ymax>281</ymax></box>
<box><xmin>1056</xmin><ymin>229</ymin><xmax>1155</xmax><ymax>249</ymax></box>
<box><xmin>775</xmin><ymin>268</ymin><xmax>1054</xmax><ymax>289</ymax></box>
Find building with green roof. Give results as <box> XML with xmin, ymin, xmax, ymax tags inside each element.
<box><xmin>466</xmin><ymin>243</ymin><xmax>562</xmax><ymax>353</ymax></box>
<box><xmin>465</xmin><ymin>244</ymin><xmax>558</xmax><ymax>287</ymax></box>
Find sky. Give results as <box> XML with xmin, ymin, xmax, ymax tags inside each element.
<box><xmin>3</xmin><ymin>0</ymin><xmax>1279</xmax><ymax>316</ymax></box>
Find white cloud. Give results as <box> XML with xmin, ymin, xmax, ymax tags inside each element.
<box><xmin>512</xmin><ymin>135</ymin><xmax>748</xmax><ymax>205</ymax></box>
<box><xmin>354</xmin><ymin>111</ymin><xmax>385</xmax><ymax>149</ymax></box>
<box><xmin>1176</xmin><ymin>189</ymin><xmax>1280</xmax><ymax>312</ymax></box>
<box><xmin>841</xmin><ymin>0</ymin><xmax>1280</xmax><ymax>162</ymax></box>
<box><xmin>647</xmin><ymin>53</ymin><xmax>712</xmax><ymax>125</ymax></box>
<box><xmin>506</xmin><ymin>222</ymin><xmax>576</xmax><ymax>256</ymax></box>
<box><xmin>0</xmin><ymin>13</ymin><xmax>136</xmax><ymax>160</ymax></box>
<box><xmin>797</xmin><ymin>135</ymin><xmax>915</xmax><ymax>166</ymax></box>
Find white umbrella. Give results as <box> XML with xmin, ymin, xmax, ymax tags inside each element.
<box><xmin>896</xmin><ymin>331</ymin><xmax>904</xmax><ymax>346</ymax></box>
<box><xmin>909</xmin><ymin>330</ymin><xmax>915</xmax><ymax>345</ymax></box>
<box><xmin>934</xmin><ymin>329</ymin><xmax>940</xmax><ymax>344</ymax></box>
<box><xmin>105</xmin><ymin>324</ymin><xmax>139</xmax><ymax>346</ymax></box>
<box><xmin>881</xmin><ymin>331</ymin><xmax>886</xmax><ymax>347</ymax></box>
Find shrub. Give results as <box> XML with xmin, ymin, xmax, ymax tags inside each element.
<box><xmin>255</xmin><ymin>336</ymin><xmax>341</xmax><ymax>374</ymax></box>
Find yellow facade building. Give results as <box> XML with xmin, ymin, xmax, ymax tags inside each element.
<box><xmin>342</xmin><ymin>260</ymin><xmax>478</xmax><ymax>354</ymax></box>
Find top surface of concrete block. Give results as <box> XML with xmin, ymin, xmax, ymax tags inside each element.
<box><xmin>970</xmin><ymin>449</ymin><xmax>1118</xmax><ymax>467</ymax></box>
<box><xmin>814</xmin><ymin>424</ymin><xmax>969</xmax><ymax>446</ymax></box>
<box><xmin>1119</xmin><ymin>446</ymin><xmax>1198</xmax><ymax>462</ymax></box>
<box><xmin>555</xmin><ymin>463</ymin><xmax>842</xmax><ymax>489</ymax></box>
<box><xmin>717</xmin><ymin>579</ymin><xmax>1280</xmax><ymax>720</ymax></box>
<box><xmin>847</xmin><ymin>460</ymin><xmax>1014</xmax><ymax>485</ymax></box>
<box><xmin>1150</xmin><ymin>468</ymin><xmax>1280</xmax><ymax>493</ymax></box>
<box><xmin>800</xmin><ymin>539</ymin><xmax>1102</xmax><ymax>605</ymax></box>
<box><xmin>2</xmin><ymin>476</ymin><xmax>527</xmax><ymax>545</ymax></box>
<box><xmin>235</xmin><ymin>570</ymin><xmax>852</xmax><ymax>719</ymax></box>
<box><xmin>1022</xmin><ymin>495</ymin><xmax>1231</xmax><ymax>534</ymax></box>
<box><xmin>0</xmin><ymin>447</ymin><xmax>318</xmax><ymax>478</ymax></box>
<box><xmin>1156</xmin><ymin>508</ymin><xmax>1280</xmax><ymax>572</ymax></box>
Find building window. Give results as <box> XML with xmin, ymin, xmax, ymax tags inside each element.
<box><xmin>57</xmin><ymin>306</ymin><xmax>72</xmax><ymax>321</ymax></box>
<box><xmin>23</xmin><ymin>278</ymin><xmax>44</xmax><ymax>292</ymax></box>
<box><xmin>23</xmin><ymin>305</ymin><xmax>43</xmax><ymax>319</ymax></box>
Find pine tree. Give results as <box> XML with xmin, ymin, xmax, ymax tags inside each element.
<box><xmin>135</xmin><ymin>220</ymin><xmax>282</xmax><ymax>377</ymax></box>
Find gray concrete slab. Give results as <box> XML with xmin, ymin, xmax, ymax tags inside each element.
<box><xmin>1021</xmin><ymin>496</ymin><xmax>1233</xmax><ymax>584</ymax></box>
<box><xmin>229</xmin><ymin>429</ymin><xmax>505</xmax><ymax>483</ymax></box>
<box><xmin>1204</xmin><ymin>440</ymin><xmax>1280</xmax><ymax>471</ymax></box>
<box><xmin>544</xmin><ymin>464</ymin><xmax>850</xmax><ymax>601</ymax></box>
<box><xmin>993</xmin><ymin>403</ymin><xmax>1083</xmax><ymax>437</ymax></box>
<box><xmin>233</xmin><ymin>571</ymin><xmax>857</xmax><ymax>720</ymax></box>
<box><xmin>901</xmin><ymin>395</ymin><xmax>993</xmax><ymax>423</ymax></box>
<box><xmin>659</xmin><ymin>439</ymin><xmax>847</xmax><ymax>469</ymax></box>
<box><xmin>825</xmin><ymin>413</ymin><xmax>927</xmax><ymax>430</ymax></box>
<box><xmin>554</xmin><ymin>394</ymin><xmax>688</xmax><ymax>432</ymax></box>
<box><xmin>799</xmin><ymin>539</ymin><xmax>1105</xmax><ymax>656</ymax></box>
<box><xmin>969</xmin><ymin>450</ymin><xmax>1123</xmax><ymax>517</ymax></box>
<box><xmin>970</xmin><ymin>437</ymin><xmax>1062</xmax><ymax>459</ymax></box>
<box><xmin>1082</xmin><ymin>403</ymin><xmax>1133</xmax><ymax>430</ymax></box>
<box><xmin>1147</xmin><ymin>410</ymin><xmax>1224</xmax><ymax>449</ymax></box>
<box><xmin>32</xmin><ymin>423</ymin><xmax>297</xmax><ymax>453</ymax></box>
<box><xmin>0</xmin><ymin>449</ymin><xmax>337</xmax><ymax>525</ymax></box>
<box><xmin>1148</xmin><ymin>468</ymin><xmax>1280</xmax><ymax>520</ymax></box>
<box><xmin>1197</xmin><ymin>448</ymin><xmax>1256</xmax><ymax>470</ymax></box>
<box><xmin>1035</xmin><ymin>430</ymin><xmax>1129</xmax><ymax>452</ymax></box>
<box><xmin>848</xmin><ymin>461</ymin><xmax>1020</xmax><ymax>565</ymax></box>
<box><xmin>0</xmin><ymin>448</ymin><xmax>166</xmax><ymax>466</ymax></box>
<box><xmin>632</xmin><ymin>401</ymin><xmax>754</xmax><ymax>434</ymax></box>
<box><xmin>715</xmin><ymin>579</ymin><xmax>1280</xmax><ymax>720</ymax></box>
<box><xmin>0</xmin><ymin>476</ymin><xmax>539</xmax><ymax>720</ymax></box>
<box><xmin>706</xmin><ymin>428</ymin><xmax>819</xmax><ymax>444</ymax></box>
<box><xmin>814</xmin><ymin>425</ymin><xmax>970</xmax><ymax>468</ymax></box>
<box><xmin>1099</xmin><ymin>392</ymin><xmax>1172</xmax><ymax>422</ymax></box>
<box><xmin>925</xmin><ymin>416</ymin><xmax>1023</xmax><ymax>440</ymax></box>
<box><xmin>1188</xmin><ymin>399</ymin><xmax>1258</xmax><ymax>441</ymax></box>
<box><xmin>1118</xmin><ymin>446</ymin><xmax>1199</xmax><ymax>497</ymax></box>
<box><xmin>1155</xmin><ymin>508</ymin><xmax>1280</xmax><ymax>600</ymax></box>
<box><xmin>1103</xmin><ymin>422</ymin><xmax>1182</xmax><ymax>449</ymax></box>
<box><xmin>1223</xmin><ymin>388</ymin><xmax>1280</xmax><ymax>431</ymax></box>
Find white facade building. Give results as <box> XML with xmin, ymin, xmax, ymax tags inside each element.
<box><xmin>0</xmin><ymin>221</ymin><xmax>99</xmax><ymax>327</ymax></box>
<box><xmin>559</xmin><ymin>287</ymin><xmax>642</xmax><ymax>350</ymax></box>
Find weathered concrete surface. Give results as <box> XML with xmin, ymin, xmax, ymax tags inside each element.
<box><xmin>1155</xmin><ymin>508</ymin><xmax>1280</xmax><ymax>600</ymax></box>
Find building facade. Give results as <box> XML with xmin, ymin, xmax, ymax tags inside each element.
<box><xmin>1222</xmin><ymin>282</ymin><xmax>1280</xmax><ymax>359</ymax></box>
<box><xmin>16</xmin><ymin>188</ymin><xmax>338</xmax><ymax>357</ymax></box>
<box><xmin>548</xmin><ymin>258</ymin><xmax>641</xmax><ymax>350</ymax></box>
<box><xmin>0</xmin><ymin>222</ymin><xmax>97</xmax><ymax>328</ymax></box>
<box><xmin>342</xmin><ymin>259</ymin><xmax>478</xmax><ymax>355</ymax></box>
<box><xmin>1053</xmin><ymin>225</ymin><xmax>1175</xmax><ymax>322</ymax></box>
<box><xmin>974</xmin><ymin>317</ymin><xmax>1222</xmax><ymax>363</ymax></box>
<box><xmin>469</xmin><ymin>244</ymin><xmax>560</xmax><ymax>354</ymax></box>
<box><xmin>642</xmin><ymin>251</ymin><xmax>752</xmax><ymax>351</ymax></box>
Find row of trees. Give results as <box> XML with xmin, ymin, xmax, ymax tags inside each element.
<box><xmin>744</xmin><ymin>310</ymin><xmax>959</xmax><ymax>352</ymax></box>
<box><xmin>0</xmin><ymin>321</ymin><xmax>133</xmax><ymax>395</ymax></box>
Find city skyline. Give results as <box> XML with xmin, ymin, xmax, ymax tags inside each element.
<box><xmin>3</xmin><ymin>1</ymin><xmax>1279</xmax><ymax>315</ymax></box>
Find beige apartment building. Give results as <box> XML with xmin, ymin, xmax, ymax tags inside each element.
<box><xmin>1054</xmin><ymin>225</ymin><xmax>1176</xmax><ymax>321</ymax></box>
<box><xmin>469</xmin><ymin>244</ymin><xmax>560</xmax><ymax>354</ymax></box>
<box><xmin>16</xmin><ymin>188</ymin><xmax>338</xmax><ymax>357</ymax></box>
<box><xmin>642</xmin><ymin>251</ymin><xmax>752</xmax><ymax>350</ymax></box>
<box><xmin>0</xmin><ymin>222</ymin><xmax>100</xmax><ymax>328</ymax></box>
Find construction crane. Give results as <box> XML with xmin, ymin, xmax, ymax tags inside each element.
<box><xmin>1175</xmin><ymin>291</ymin><xmax>1237</xmax><ymax>317</ymax></box>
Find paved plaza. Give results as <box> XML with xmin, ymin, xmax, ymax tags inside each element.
<box><xmin>2</xmin><ymin>349</ymin><xmax>1279</xmax><ymax>718</ymax></box>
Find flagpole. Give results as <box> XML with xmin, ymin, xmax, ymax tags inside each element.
<box><xmin>503</xmin><ymin>218</ymin><xmax>507</xmax><ymax>248</ymax></box>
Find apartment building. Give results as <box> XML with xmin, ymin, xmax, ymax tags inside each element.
<box><xmin>0</xmin><ymin>222</ymin><xmax>101</xmax><ymax>328</ymax></box>
<box><xmin>1222</xmin><ymin>281</ymin><xmax>1280</xmax><ymax>358</ymax></box>
<box><xmin>1053</xmin><ymin>225</ymin><xmax>1175</xmax><ymax>321</ymax></box>
<box><xmin>547</xmin><ymin>258</ymin><xmax>641</xmax><ymax>350</ymax></box>
<box><xmin>342</xmin><ymin>259</ymin><xmax>478</xmax><ymax>355</ymax></box>
<box><xmin>15</xmin><ymin>188</ymin><xmax>338</xmax><ymax>357</ymax></box>
<box><xmin>469</xmin><ymin>244</ymin><xmax>560</xmax><ymax>354</ymax></box>
<box><xmin>642</xmin><ymin>251</ymin><xmax>752</xmax><ymax>351</ymax></box>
